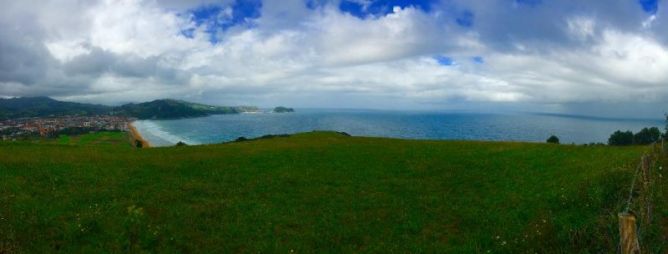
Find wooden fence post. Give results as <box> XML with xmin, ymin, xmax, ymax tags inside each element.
<box><xmin>618</xmin><ymin>212</ymin><xmax>641</xmax><ymax>254</ymax></box>
<box><xmin>640</xmin><ymin>155</ymin><xmax>653</xmax><ymax>225</ymax></box>
<box><xmin>641</xmin><ymin>155</ymin><xmax>650</xmax><ymax>186</ymax></box>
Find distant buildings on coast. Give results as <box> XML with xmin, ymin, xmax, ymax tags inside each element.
<box><xmin>0</xmin><ymin>116</ymin><xmax>132</xmax><ymax>140</ymax></box>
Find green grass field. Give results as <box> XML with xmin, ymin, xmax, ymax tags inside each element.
<box><xmin>0</xmin><ymin>131</ymin><xmax>662</xmax><ymax>253</ymax></box>
<box><xmin>54</xmin><ymin>132</ymin><xmax>128</xmax><ymax>147</ymax></box>
<box><xmin>16</xmin><ymin>132</ymin><xmax>128</xmax><ymax>148</ymax></box>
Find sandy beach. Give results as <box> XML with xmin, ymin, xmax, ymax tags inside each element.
<box><xmin>128</xmin><ymin>122</ymin><xmax>151</xmax><ymax>148</ymax></box>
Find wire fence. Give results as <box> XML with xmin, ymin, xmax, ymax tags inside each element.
<box><xmin>618</xmin><ymin>139</ymin><xmax>664</xmax><ymax>254</ymax></box>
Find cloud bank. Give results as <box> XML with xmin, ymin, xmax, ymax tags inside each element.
<box><xmin>0</xmin><ymin>0</ymin><xmax>666</xmax><ymax>117</ymax></box>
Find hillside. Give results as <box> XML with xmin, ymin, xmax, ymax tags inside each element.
<box><xmin>0</xmin><ymin>97</ymin><xmax>259</xmax><ymax>120</ymax></box>
<box><xmin>114</xmin><ymin>99</ymin><xmax>258</xmax><ymax>120</ymax></box>
<box><xmin>1</xmin><ymin>131</ymin><xmax>663</xmax><ymax>253</ymax></box>
<box><xmin>0</xmin><ymin>97</ymin><xmax>111</xmax><ymax>119</ymax></box>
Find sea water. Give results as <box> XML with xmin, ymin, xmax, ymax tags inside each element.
<box><xmin>132</xmin><ymin>109</ymin><xmax>664</xmax><ymax>146</ymax></box>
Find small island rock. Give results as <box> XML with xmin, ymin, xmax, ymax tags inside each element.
<box><xmin>273</xmin><ymin>106</ymin><xmax>295</xmax><ymax>113</ymax></box>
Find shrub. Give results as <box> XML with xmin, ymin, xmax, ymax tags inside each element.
<box><xmin>665</xmin><ymin>114</ymin><xmax>668</xmax><ymax>138</ymax></box>
<box><xmin>135</xmin><ymin>140</ymin><xmax>143</xmax><ymax>148</ymax></box>
<box><xmin>608</xmin><ymin>131</ymin><xmax>634</xmax><ymax>146</ymax></box>
<box><xmin>633</xmin><ymin>127</ymin><xmax>661</xmax><ymax>145</ymax></box>
<box><xmin>546</xmin><ymin>135</ymin><xmax>560</xmax><ymax>144</ymax></box>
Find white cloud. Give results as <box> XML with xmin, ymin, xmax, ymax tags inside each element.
<box><xmin>45</xmin><ymin>40</ymin><xmax>92</xmax><ymax>62</ymax></box>
<box><xmin>87</xmin><ymin>0</ymin><xmax>202</xmax><ymax>57</ymax></box>
<box><xmin>486</xmin><ymin>28</ymin><xmax>668</xmax><ymax>104</ymax></box>
<box><xmin>311</xmin><ymin>6</ymin><xmax>448</xmax><ymax>66</ymax></box>
<box><xmin>567</xmin><ymin>16</ymin><xmax>595</xmax><ymax>40</ymax></box>
<box><xmin>0</xmin><ymin>0</ymin><xmax>667</xmax><ymax>116</ymax></box>
<box><xmin>642</xmin><ymin>15</ymin><xmax>657</xmax><ymax>29</ymax></box>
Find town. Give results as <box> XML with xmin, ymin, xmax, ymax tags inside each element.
<box><xmin>0</xmin><ymin>115</ymin><xmax>132</xmax><ymax>140</ymax></box>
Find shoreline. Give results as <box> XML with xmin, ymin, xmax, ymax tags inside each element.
<box><xmin>128</xmin><ymin>122</ymin><xmax>151</xmax><ymax>148</ymax></box>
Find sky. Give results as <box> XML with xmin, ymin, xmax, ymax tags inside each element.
<box><xmin>0</xmin><ymin>0</ymin><xmax>666</xmax><ymax>118</ymax></box>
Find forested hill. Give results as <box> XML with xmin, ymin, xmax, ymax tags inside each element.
<box><xmin>114</xmin><ymin>99</ymin><xmax>259</xmax><ymax>120</ymax></box>
<box><xmin>0</xmin><ymin>97</ymin><xmax>259</xmax><ymax>120</ymax></box>
<box><xmin>0</xmin><ymin>97</ymin><xmax>111</xmax><ymax>119</ymax></box>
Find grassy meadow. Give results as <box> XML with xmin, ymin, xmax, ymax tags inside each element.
<box><xmin>653</xmin><ymin>153</ymin><xmax>668</xmax><ymax>253</ymax></box>
<box><xmin>56</xmin><ymin>132</ymin><xmax>129</xmax><ymax>147</ymax></box>
<box><xmin>0</xmin><ymin>131</ymin><xmax>661</xmax><ymax>253</ymax></box>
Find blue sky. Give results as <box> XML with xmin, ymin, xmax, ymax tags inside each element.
<box><xmin>185</xmin><ymin>0</ymin><xmax>262</xmax><ymax>42</ymax></box>
<box><xmin>337</xmin><ymin>0</ymin><xmax>435</xmax><ymax>18</ymax></box>
<box><xmin>639</xmin><ymin>0</ymin><xmax>659</xmax><ymax>14</ymax></box>
<box><xmin>0</xmin><ymin>0</ymin><xmax>667</xmax><ymax>117</ymax></box>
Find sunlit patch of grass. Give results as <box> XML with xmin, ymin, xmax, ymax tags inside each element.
<box><xmin>58</xmin><ymin>135</ymin><xmax>70</xmax><ymax>145</ymax></box>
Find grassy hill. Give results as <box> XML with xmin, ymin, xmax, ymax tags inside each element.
<box><xmin>0</xmin><ymin>132</ymin><xmax>661</xmax><ymax>253</ymax></box>
<box><xmin>114</xmin><ymin>99</ymin><xmax>258</xmax><ymax>120</ymax></box>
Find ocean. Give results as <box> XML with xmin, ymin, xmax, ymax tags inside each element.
<box><xmin>132</xmin><ymin>109</ymin><xmax>664</xmax><ymax>147</ymax></box>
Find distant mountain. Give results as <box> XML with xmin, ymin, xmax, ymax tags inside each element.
<box><xmin>273</xmin><ymin>106</ymin><xmax>295</xmax><ymax>113</ymax></box>
<box><xmin>0</xmin><ymin>97</ymin><xmax>111</xmax><ymax>119</ymax></box>
<box><xmin>0</xmin><ymin>97</ymin><xmax>259</xmax><ymax>120</ymax></box>
<box><xmin>114</xmin><ymin>99</ymin><xmax>259</xmax><ymax>120</ymax></box>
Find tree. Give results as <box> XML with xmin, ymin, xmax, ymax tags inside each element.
<box><xmin>546</xmin><ymin>135</ymin><xmax>560</xmax><ymax>144</ymax></box>
<box><xmin>608</xmin><ymin>130</ymin><xmax>634</xmax><ymax>146</ymax></box>
<box><xmin>633</xmin><ymin>127</ymin><xmax>661</xmax><ymax>145</ymax></box>
<box><xmin>665</xmin><ymin>114</ymin><xmax>668</xmax><ymax>139</ymax></box>
<box><xmin>135</xmin><ymin>139</ymin><xmax>143</xmax><ymax>148</ymax></box>
<box><xmin>176</xmin><ymin>141</ymin><xmax>188</xmax><ymax>146</ymax></box>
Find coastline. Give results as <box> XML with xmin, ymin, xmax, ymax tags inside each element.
<box><xmin>128</xmin><ymin>122</ymin><xmax>151</xmax><ymax>148</ymax></box>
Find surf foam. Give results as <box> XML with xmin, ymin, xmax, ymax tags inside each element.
<box><xmin>133</xmin><ymin>120</ymin><xmax>200</xmax><ymax>146</ymax></box>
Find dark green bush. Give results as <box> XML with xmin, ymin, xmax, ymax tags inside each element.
<box><xmin>609</xmin><ymin>126</ymin><xmax>664</xmax><ymax>146</ymax></box>
<box><xmin>633</xmin><ymin>127</ymin><xmax>661</xmax><ymax>145</ymax></box>
<box><xmin>546</xmin><ymin>135</ymin><xmax>560</xmax><ymax>144</ymax></box>
<box><xmin>664</xmin><ymin>114</ymin><xmax>668</xmax><ymax>138</ymax></box>
<box><xmin>134</xmin><ymin>140</ymin><xmax>143</xmax><ymax>148</ymax></box>
<box><xmin>608</xmin><ymin>130</ymin><xmax>634</xmax><ymax>146</ymax></box>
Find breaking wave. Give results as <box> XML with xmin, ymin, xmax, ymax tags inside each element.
<box><xmin>132</xmin><ymin>120</ymin><xmax>200</xmax><ymax>146</ymax></box>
